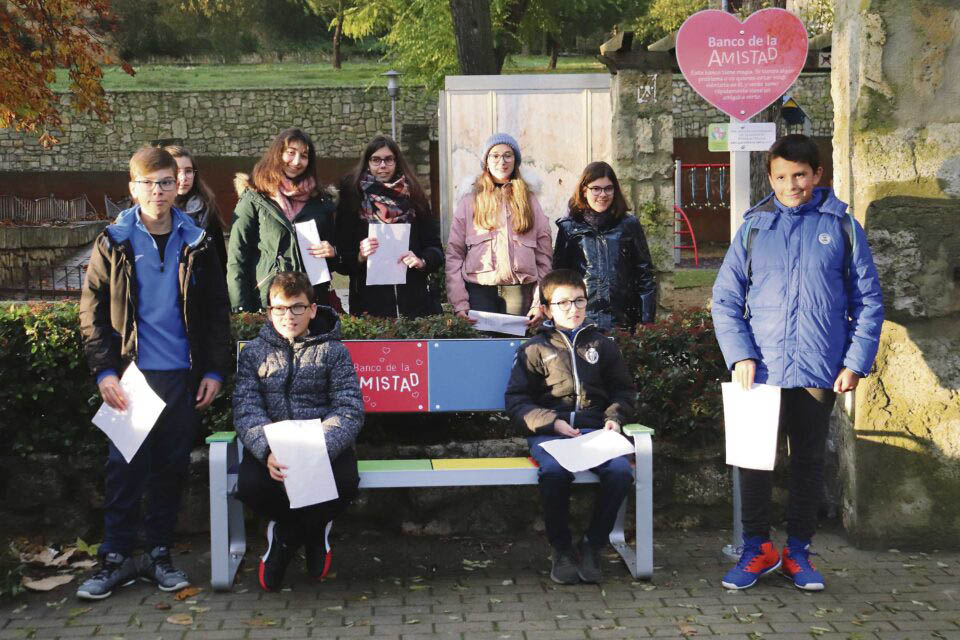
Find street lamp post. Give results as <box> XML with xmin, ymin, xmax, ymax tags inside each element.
<box><xmin>383</xmin><ymin>70</ymin><xmax>401</xmax><ymax>139</ymax></box>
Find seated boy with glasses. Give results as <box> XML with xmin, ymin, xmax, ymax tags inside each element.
<box><xmin>233</xmin><ymin>271</ymin><xmax>364</xmax><ymax>592</ymax></box>
<box><xmin>505</xmin><ymin>269</ymin><xmax>636</xmax><ymax>585</ymax></box>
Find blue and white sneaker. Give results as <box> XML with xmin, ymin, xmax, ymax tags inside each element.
<box><xmin>721</xmin><ymin>536</ymin><xmax>781</xmax><ymax>590</ymax></box>
<box><xmin>781</xmin><ymin>537</ymin><xmax>825</xmax><ymax>591</ymax></box>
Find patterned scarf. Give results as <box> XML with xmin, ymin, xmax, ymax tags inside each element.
<box><xmin>271</xmin><ymin>175</ymin><xmax>317</xmax><ymax>222</ymax></box>
<box><xmin>359</xmin><ymin>172</ymin><xmax>416</xmax><ymax>223</ymax></box>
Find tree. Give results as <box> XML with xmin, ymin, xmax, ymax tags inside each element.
<box><xmin>449</xmin><ymin>0</ymin><xmax>499</xmax><ymax>74</ymax></box>
<box><xmin>0</xmin><ymin>0</ymin><xmax>132</xmax><ymax>147</ymax></box>
<box><xmin>303</xmin><ymin>0</ymin><xmax>360</xmax><ymax>69</ymax></box>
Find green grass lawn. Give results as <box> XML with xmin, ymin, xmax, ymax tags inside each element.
<box><xmin>52</xmin><ymin>55</ymin><xmax>604</xmax><ymax>92</ymax></box>
<box><xmin>673</xmin><ymin>268</ymin><xmax>719</xmax><ymax>289</ymax></box>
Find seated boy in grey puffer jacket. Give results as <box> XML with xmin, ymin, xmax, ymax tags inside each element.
<box><xmin>233</xmin><ymin>271</ymin><xmax>364</xmax><ymax>592</ymax></box>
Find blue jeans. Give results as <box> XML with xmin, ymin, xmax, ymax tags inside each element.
<box><xmin>100</xmin><ymin>370</ymin><xmax>196</xmax><ymax>556</ymax></box>
<box><xmin>528</xmin><ymin>429</ymin><xmax>633</xmax><ymax>550</ymax></box>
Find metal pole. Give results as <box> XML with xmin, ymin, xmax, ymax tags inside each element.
<box><xmin>722</xmin><ymin>466</ymin><xmax>743</xmax><ymax>559</ymax></box>
<box><xmin>674</xmin><ymin>159</ymin><xmax>683</xmax><ymax>265</ymax></box>
<box><xmin>391</xmin><ymin>97</ymin><xmax>397</xmax><ymax>139</ymax></box>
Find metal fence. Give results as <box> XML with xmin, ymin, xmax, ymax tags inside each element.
<box><xmin>0</xmin><ymin>263</ymin><xmax>87</xmax><ymax>299</ymax></box>
<box><xmin>0</xmin><ymin>195</ymin><xmax>97</xmax><ymax>224</ymax></box>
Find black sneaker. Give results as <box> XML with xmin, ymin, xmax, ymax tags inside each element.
<box><xmin>138</xmin><ymin>545</ymin><xmax>190</xmax><ymax>592</ymax></box>
<box><xmin>305</xmin><ymin>521</ymin><xmax>334</xmax><ymax>580</ymax></box>
<box><xmin>577</xmin><ymin>537</ymin><xmax>604</xmax><ymax>583</ymax></box>
<box><xmin>550</xmin><ymin>547</ymin><xmax>580</xmax><ymax>585</ymax></box>
<box><xmin>76</xmin><ymin>552</ymin><xmax>137</xmax><ymax>600</ymax></box>
<box><xmin>259</xmin><ymin>521</ymin><xmax>297</xmax><ymax>592</ymax></box>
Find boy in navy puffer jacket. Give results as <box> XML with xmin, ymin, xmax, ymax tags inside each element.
<box><xmin>712</xmin><ymin>134</ymin><xmax>883</xmax><ymax>591</ymax></box>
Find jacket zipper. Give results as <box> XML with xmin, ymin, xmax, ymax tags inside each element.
<box><xmin>556</xmin><ymin>329</ymin><xmax>583</xmax><ymax>423</ymax></box>
<box><xmin>284</xmin><ymin>340</ymin><xmax>296</xmax><ymax>420</ymax></box>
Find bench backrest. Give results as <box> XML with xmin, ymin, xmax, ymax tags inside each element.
<box><xmin>237</xmin><ymin>338</ymin><xmax>523</xmax><ymax>414</ymax></box>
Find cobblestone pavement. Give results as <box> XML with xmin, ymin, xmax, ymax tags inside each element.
<box><xmin>2</xmin><ymin>526</ymin><xmax>958</xmax><ymax>639</ymax></box>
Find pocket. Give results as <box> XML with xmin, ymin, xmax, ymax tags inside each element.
<box><xmin>464</xmin><ymin>232</ymin><xmax>496</xmax><ymax>275</ymax></box>
<box><xmin>514</xmin><ymin>235</ymin><xmax>538</xmax><ymax>276</ymax></box>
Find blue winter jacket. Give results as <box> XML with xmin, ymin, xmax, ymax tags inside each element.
<box><xmin>711</xmin><ymin>187</ymin><xmax>884</xmax><ymax>389</ymax></box>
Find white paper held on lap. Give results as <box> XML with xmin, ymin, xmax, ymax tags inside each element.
<box><xmin>263</xmin><ymin>419</ymin><xmax>338</xmax><ymax>508</ymax></box>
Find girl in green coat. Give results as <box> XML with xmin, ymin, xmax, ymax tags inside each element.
<box><xmin>227</xmin><ymin>128</ymin><xmax>338</xmax><ymax>312</ymax></box>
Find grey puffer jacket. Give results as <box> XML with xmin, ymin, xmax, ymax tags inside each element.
<box><xmin>233</xmin><ymin>306</ymin><xmax>364</xmax><ymax>463</ymax></box>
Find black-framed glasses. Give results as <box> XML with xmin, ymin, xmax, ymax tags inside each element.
<box><xmin>586</xmin><ymin>185</ymin><xmax>615</xmax><ymax>196</ymax></box>
<box><xmin>268</xmin><ymin>304</ymin><xmax>310</xmax><ymax>317</ymax></box>
<box><xmin>369</xmin><ymin>156</ymin><xmax>396</xmax><ymax>166</ymax></box>
<box><xmin>550</xmin><ymin>297</ymin><xmax>588</xmax><ymax>311</ymax></box>
<box><xmin>133</xmin><ymin>178</ymin><xmax>177</xmax><ymax>191</ymax></box>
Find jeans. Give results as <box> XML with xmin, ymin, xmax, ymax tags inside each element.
<box><xmin>100</xmin><ymin>369</ymin><xmax>196</xmax><ymax>556</ymax></box>
<box><xmin>528</xmin><ymin>429</ymin><xmax>633</xmax><ymax>550</ymax></box>
<box><xmin>740</xmin><ymin>387</ymin><xmax>836</xmax><ymax>541</ymax></box>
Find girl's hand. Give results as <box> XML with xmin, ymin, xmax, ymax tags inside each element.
<box><xmin>358</xmin><ymin>238</ymin><xmax>379</xmax><ymax>261</ymax></box>
<box><xmin>455</xmin><ymin>309</ymin><xmax>477</xmax><ymax>324</ymax></box>
<box><xmin>553</xmin><ymin>419</ymin><xmax>581</xmax><ymax>438</ymax></box>
<box><xmin>266</xmin><ymin>453</ymin><xmax>288</xmax><ymax>482</ymax></box>
<box><xmin>526</xmin><ymin>306</ymin><xmax>544</xmax><ymax>327</ymax></box>
<box><xmin>398</xmin><ymin>251</ymin><xmax>426</xmax><ymax>270</ymax></box>
<box><xmin>309</xmin><ymin>241</ymin><xmax>336</xmax><ymax>259</ymax></box>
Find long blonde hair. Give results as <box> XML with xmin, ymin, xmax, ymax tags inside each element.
<box><xmin>472</xmin><ymin>165</ymin><xmax>533</xmax><ymax>234</ymax></box>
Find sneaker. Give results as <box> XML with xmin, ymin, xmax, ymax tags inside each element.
<box><xmin>259</xmin><ymin>521</ymin><xmax>297</xmax><ymax>592</ymax></box>
<box><xmin>781</xmin><ymin>537</ymin><xmax>825</xmax><ymax>591</ymax></box>
<box><xmin>577</xmin><ymin>537</ymin><xmax>604</xmax><ymax>583</ymax></box>
<box><xmin>305</xmin><ymin>521</ymin><xmax>334</xmax><ymax>581</ymax></box>
<box><xmin>550</xmin><ymin>547</ymin><xmax>580</xmax><ymax>585</ymax></box>
<box><xmin>721</xmin><ymin>536</ymin><xmax>781</xmax><ymax>590</ymax></box>
<box><xmin>76</xmin><ymin>552</ymin><xmax>137</xmax><ymax>600</ymax></box>
<box><xmin>138</xmin><ymin>546</ymin><xmax>190</xmax><ymax>592</ymax></box>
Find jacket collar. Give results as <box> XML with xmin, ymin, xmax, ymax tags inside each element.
<box><xmin>258</xmin><ymin>305</ymin><xmax>342</xmax><ymax>348</ymax></box>
<box><xmin>107</xmin><ymin>205</ymin><xmax>206</xmax><ymax>248</ymax></box>
<box><xmin>744</xmin><ymin>187</ymin><xmax>848</xmax><ymax>229</ymax></box>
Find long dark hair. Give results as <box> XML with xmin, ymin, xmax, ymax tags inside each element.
<box><xmin>569</xmin><ymin>161</ymin><xmax>630</xmax><ymax>221</ymax></box>
<box><xmin>348</xmin><ymin>135</ymin><xmax>430</xmax><ymax>214</ymax></box>
<box><xmin>251</xmin><ymin>128</ymin><xmax>318</xmax><ymax>195</ymax></box>
<box><xmin>164</xmin><ymin>144</ymin><xmax>222</xmax><ymax>225</ymax></box>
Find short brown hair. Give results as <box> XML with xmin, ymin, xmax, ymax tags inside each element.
<box><xmin>129</xmin><ymin>146</ymin><xmax>177</xmax><ymax>180</ymax></box>
<box><xmin>539</xmin><ymin>269</ymin><xmax>587</xmax><ymax>305</ymax></box>
<box><xmin>765</xmin><ymin>134</ymin><xmax>821</xmax><ymax>174</ymax></box>
<box><xmin>568</xmin><ymin>161</ymin><xmax>630</xmax><ymax>221</ymax></box>
<box><xmin>268</xmin><ymin>271</ymin><xmax>315</xmax><ymax>305</ymax></box>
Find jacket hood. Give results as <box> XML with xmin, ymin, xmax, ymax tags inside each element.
<box><xmin>744</xmin><ymin>187</ymin><xmax>848</xmax><ymax>227</ymax></box>
<box><xmin>455</xmin><ymin>168</ymin><xmax>544</xmax><ymax>203</ymax></box>
<box><xmin>106</xmin><ymin>205</ymin><xmax>205</xmax><ymax>248</ymax></box>
<box><xmin>258</xmin><ymin>304</ymin><xmax>342</xmax><ymax>347</ymax></box>
<box><xmin>235</xmin><ymin>172</ymin><xmax>339</xmax><ymax>203</ymax></box>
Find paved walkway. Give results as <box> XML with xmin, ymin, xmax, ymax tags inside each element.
<box><xmin>2</xmin><ymin>527</ymin><xmax>958</xmax><ymax>639</ymax></box>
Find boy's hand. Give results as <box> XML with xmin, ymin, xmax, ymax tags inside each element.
<box><xmin>308</xmin><ymin>241</ymin><xmax>336</xmax><ymax>259</ymax></box>
<box><xmin>833</xmin><ymin>368</ymin><xmax>860</xmax><ymax>393</ymax></box>
<box><xmin>266</xmin><ymin>453</ymin><xmax>288</xmax><ymax>482</ymax></box>
<box><xmin>195</xmin><ymin>377</ymin><xmax>222</xmax><ymax>410</ymax></box>
<box><xmin>733</xmin><ymin>359</ymin><xmax>756</xmax><ymax>390</ymax></box>
<box><xmin>98</xmin><ymin>375</ymin><xmax>128</xmax><ymax>411</ymax></box>
<box><xmin>526</xmin><ymin>306</ymin><xmax>544</xmax><ymax>327</ymax></box>
<box><xmin>553</xmin><ymin>419</ymin><xmax>581</xmax><ymax>438</ymax></box>
<box><xmin>603</xmin><ymin>420</ymin><xmax>620</xmax><ymax>432</ymax></box>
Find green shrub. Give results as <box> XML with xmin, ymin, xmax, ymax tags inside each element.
<box><xmin>0</xmin><ymin>303</ymin><xmax>726</xmax><ymax>457</ymax></box>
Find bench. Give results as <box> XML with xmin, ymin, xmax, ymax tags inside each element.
<box><xmin>206</xmin><ymin>338</ymin><xmax>655</xmax><ymax>591</ymax></box>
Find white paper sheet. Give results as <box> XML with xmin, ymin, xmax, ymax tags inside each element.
<box><xmin>539</xmin><ymin>429</ymin><xmax>635</xmax><ymax>473</ymax></box>
<box><xmin>722</xmin><ymin>382</ymin><xmax>782</xmax><ymax>470</ymax></box>
<box><xmin>294</xmin><ymin>221</ymin><xmax>331</xmax><ymax>285</ymax></box>
<box><xmin>366</xmin><ymin>223</ymin><xmax>410</xmax><ymax>286</ymax></box>
<box><xmin>91</xmin><ymin>362</ymin><xmax>166</xmax><ymax>463</ymax></box>
<box><xmin>263</xmin><ymin>419</ymin><xmax>338</xmax><ymax>508</ymax></box>
<box><xmin>467</xmin><ymin>310</ymin><xmax>528</xmax><ymax>336</ymax></box>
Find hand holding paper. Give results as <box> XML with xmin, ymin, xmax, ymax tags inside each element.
<box><xmin>721</xmin><ymin>381</ymin><xmax>781</xmax><ymax>470</ymax></box>
<box><xmin>263</xmin><ymin>420</ymin><xmax>338</xmax><ymax>509</ymax></box>
<box><xmin>91</xmin><ymin>363</ymin><xmax>166</xmax><ymax>463</ymax></box>
<box><xmin>467</xmin><ymin>310</ymin><xmax>529</xmax><ymax>336</ymax></box>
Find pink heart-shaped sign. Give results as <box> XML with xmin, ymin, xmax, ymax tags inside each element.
<box><xmin>676</xmin><ymin>8</ymin><xmax>808</xmax><ymax>121</ymax></box>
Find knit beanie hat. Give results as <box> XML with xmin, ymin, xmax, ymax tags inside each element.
<box><xmin>482</xmin><ymin>132</ymin><xmax>522</xmax><ymax>166</ymax></box>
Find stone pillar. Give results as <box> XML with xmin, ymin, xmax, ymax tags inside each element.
<box><xmin>400</xmin><ymin>123</ymin><xmax>432</xmax><ymax>200</ymax></box>
<box><xmin>831</xmin><ymin>1</ymin><xmax>960</xmax><ymax>548</ymax></box>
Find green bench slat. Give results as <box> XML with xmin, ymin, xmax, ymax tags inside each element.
<box><xmin>206</xmin><ymin>431</ymin><xmax>237</xmax><ymax>444</ymax></box>
<box><xmin>623</xmin><ymin>423</ymin><xmax>655</xmax><ymax>436</ymax></box>
<box><xmin>358</xmin><ymin>459</ymin><xmax>433</xmax><ymax>472</ymax></box>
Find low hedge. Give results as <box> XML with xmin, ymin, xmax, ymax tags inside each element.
<box><xmin>0</xmin><ymin>303</ymin><xmax>727</xmax><ymax>458</ymax></box>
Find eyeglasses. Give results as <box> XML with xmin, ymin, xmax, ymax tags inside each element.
<box><xmin>488</xmin><ymin>152</ymin><xmax>514</xmax><ymax>163</ymax></box>
<box><xmin>550</xmin><ymin>297</ymin><xmax>588</xmax><ymax>311</ymax></box>
<box><xmin>369</xmin><ymin>156</ymin><xmax>396</xmax><ymax>166</ymax></box>
<box><xmin>586</xmin><ymin>185</ymin><xmax>615</xmax><ymax>196</ymax></box>
<box><xmin>268</xmin><ymin>304</ymin><xmax>310</xmax><ymax>317</ymax></box>
<box><xmin>133</xmin><ymin>179</ymin><xmax>177</xmax><ymax>191</ymax></box>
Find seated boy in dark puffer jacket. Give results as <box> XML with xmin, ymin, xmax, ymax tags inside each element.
<box><xmin>233</xmin><ymin>271</ymin><xmax>364</xmax><ymax>591</ymax></box>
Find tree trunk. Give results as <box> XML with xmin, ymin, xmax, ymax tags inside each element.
<box><xmin>448</xmin><ymin>0</ymin><xmax>499</xmax><ymax>75</ymax></box>
<box><xmin>493</xmin><ymin>0</ymin><xmax>531</xmax><ymax>72</ymax></box>
<box><xmin>332</xmin><ymin>4</ymin><xmax>343</xmax><ymax>70</ymax></box>
<box><xmin>547</xmin><ymin>34</ymin><xmax>558</xmax><ymax>70</ymax></box>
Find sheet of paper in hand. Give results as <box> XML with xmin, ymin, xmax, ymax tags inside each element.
<box><xmin>366</xmin><ymin>223</ymin><xmax>410</xmax><ymax>286</ymax></box>
<box><xmin>467</xmin><ymin>310</ymin><xmax>528</xmax><ymax>336</ymax></box>
<box><xmin>294</xmin><ymin>220</ymin><xmax>331</xmax><ymax>285</ymax></box>
<box><xmin>263</xmin><ymin>419</ymin><xmax>338</xmax><ymax>508</ymax></box>
<box><xmin>722</xmin><ymin>382</ymin><xmax>781</xmax><ymax>470</ymax></box>
<box><xmin>91</xmin><ymin>362</ymin><xmax>166</xmax><ymax>463</ymax></box>
<box><xmin>539</xmin><ymin>429</ymin><xmax>635</xmax><ymax>473</ymax></box>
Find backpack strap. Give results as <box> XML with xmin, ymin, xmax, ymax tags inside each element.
<box><xmin>741</xmin><ymin>218</ymin><xmax>759</xmax><ymax>286</ymax></box>
<box><xmin>841</xmin><ymin>212</ymin><xmax>855</xmax><ymax>280</ymax></box>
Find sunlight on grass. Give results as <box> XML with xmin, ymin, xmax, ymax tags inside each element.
<box><xmin>673</xmin><ymin>268</ymin><xmax>719</xmax><ymax>289</ymax></box>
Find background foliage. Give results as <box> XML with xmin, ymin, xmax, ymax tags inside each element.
<box><xmin>0</xmin><ymin>304</ymin><xmax>726</xmax><ymax>457</ymax></box>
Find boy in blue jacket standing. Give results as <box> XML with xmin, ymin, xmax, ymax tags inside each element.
<box><xmin>712</xmin><ymin>134</ymin><xmax>883</xmax><ymax>591</ymax></box>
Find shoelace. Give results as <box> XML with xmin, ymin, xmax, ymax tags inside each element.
<box><xmin>734</xmin><ymin>545</ymin><xmax>765</xmax><ymax>570</ymax></box>
<box><xmin>788</xmin><ymin>546</ymin><xmax>818</xmax><ymax>568</ymax></box>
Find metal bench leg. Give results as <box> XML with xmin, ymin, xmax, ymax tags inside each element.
<box><xmin>722</xmin><ymin>466</ymin><xmax>744</xmax><ymax>559</ymax></box>
<box><xmin>209</xmin><ymin>440</ymin><xmax>246</xmax><ymax>591</ymax></box>
<box><xmin>634</xmin><ymin>433</ymin><xmax>654</xmax><ymax>579</ymax></box>
<box><xmin>608</xmin><ymin>497</ymin><xmax>635</xmax><ymax>577</ymax></box>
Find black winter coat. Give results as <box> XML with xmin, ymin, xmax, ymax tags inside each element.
<box><xmin>553</xmin><ymin>211</ymin><xmax>657</xmax><ymax>330</ymax></box>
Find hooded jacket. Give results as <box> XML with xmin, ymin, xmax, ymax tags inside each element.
<box><xmin>232</xmin><ymin>306</ymin><xmax>364</xmax><ymax>464</ymax></box>
<box><xmin>711</xmin><ymin>187</ymin><xmax>884</xmax><ymax>389</ymax></box>
<box><xmin>78</xmin><ymin>205</ymin><xmax>231</xmax><ymax>383</ymax></box>
<box><xmin>553</xmin><ymin>210</ymin><xmax>657</xmax><ymax>330</ymax></box>
<box><xmin>504</xmin><ymin>323</ymin><xmax>636</xmax><ymax>435</ymax></box>
<box><xmin>226</xmin><ymin>174</ymin><xmax>338</xmax><ymax>312</ymax></box>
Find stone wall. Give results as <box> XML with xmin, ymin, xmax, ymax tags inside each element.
<box><xmin>0</xmin><ymin>222</ymin><xmax>107</xmax><ymax>285</ymax></box>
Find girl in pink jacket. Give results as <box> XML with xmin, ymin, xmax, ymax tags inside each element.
<box><xmin>444</xmin><ymin>133</ymin><xmax>553</xmax><ymax>326</ymax></box>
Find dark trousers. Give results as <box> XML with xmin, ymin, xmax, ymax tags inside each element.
<box><xmin>528</xmin><ymin>429</ymin><xmax>633</xmax><ymax>550</ymax></box>
<box><xmin>101</xmin><ymin>370</ymin><xmax>196</xmax><ymax>556</ymax></box>
<box><xmin>466</xmin><ymin>281</ymin><xmax>535</xmax><ymax>316</ymax></box>
<box><xmin>740</xmin><ymin>387</ymin><xmax>836</xmax><ymax>541</ymax></box>
<box><xmin>236</xmin><ymin>447</ymin><xmax>360</xmax><ymax>547</ymax></box>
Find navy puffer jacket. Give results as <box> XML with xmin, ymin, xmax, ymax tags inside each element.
<box><xmin>711</xmin><ymin>187</ymin><xmax>884</xmax><ymax>389</ymax></box>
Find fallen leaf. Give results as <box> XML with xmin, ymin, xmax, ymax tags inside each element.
<box><xmin>245</xmin><ymin>618</ymin><xmax>279</xmax><ymax>627</ymax></box>
<box><xmin>73</xmin><ymin>538</ymin><xmax>99</xmax><ymax>557</ymax></box>
<box><xmin>45</xmin><ymin>597</ymin><xmax>67</xmax><ymax>609</ymax></box>
<box><xmin>154</xmin><ymin>602</ymin><xmax>172</xmax><ymax>610</ymax></box>
<box><xmin>406</xmin><ymin>619</ymin><xmax>420</xmax><ymax>624</ymax></box>
<box><xmin>680</xmin><ymin>624</ymin><xmax>699</xmax><ymax>637</ymax></box>
<box><xmin>174</xmin><ymin>586</ymin><xmax>202</xmax><ymax>600</ymax></box>
<box><xmin>68</xmin><ymin>607</ymin><xmax>92</xmax><ymax>619</ymax></box>
<box><xmin>189</xmin><ymin>606</ymin><xmax>210</xmax><ymax>613</ymax></box>
<box><xmin>165</xmin><ymin>614</ymin><xmax>193</xmax><ymax>625</ymax></box>
<box><xmin>22</xmin><ymin>574</ymin><xmax>74</xmax><ymax>591</ymax></box>
<box><xmin>70</xmin><ymin>560</ymin><xmax>97</xmax><ymax>570</ymax></box>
